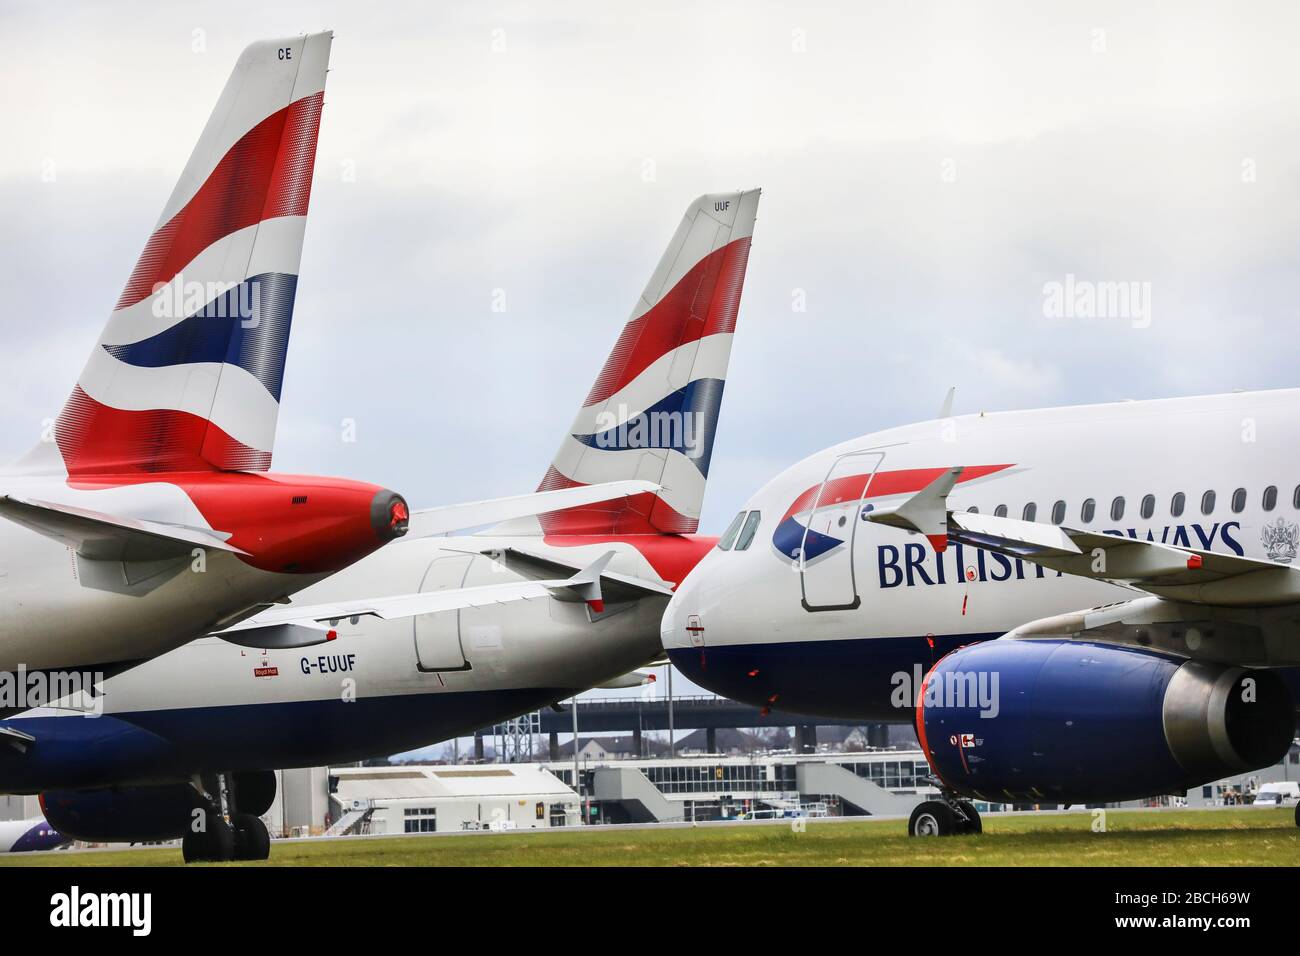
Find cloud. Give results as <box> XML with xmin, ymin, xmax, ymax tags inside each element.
<box><xmin>3</xmin><ymin>0</ymin><xmax>1300</xmax><ymax>539</ymax></box>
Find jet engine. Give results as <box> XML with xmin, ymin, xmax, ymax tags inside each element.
<box><xmin>916</xmin><ymin>639</ymin><xmax>1294</xmax><ymax>804</ymax></box>
<box><xmin>40</xmin><ymin>771</ymin><xmax>276</xmax><ymax>844</ymax></box>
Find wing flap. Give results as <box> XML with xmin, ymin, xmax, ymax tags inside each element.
<box><xmin>216</xmin><ymin>552</ymin><xmax>633</xmax><ymax>647</ymax></box>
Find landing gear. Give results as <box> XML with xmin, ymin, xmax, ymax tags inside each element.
<box><xmin>232</xmin><ymin>813</ymin><xmax>271</xmax><ymax>861</ymax></box>
<box><xmin>182</xmin><ymin>772</ymin><xmax>275</xmax><ymax>862</ymax></box>
<box><xmin>956</xmin><ymin>800</ymin><xmax>982</xmax><ymax>834</ymax></box>
<box><xmin>909</xmin><ymin>801</ymin><xmax>956</xmax><ymax>836</ymax></box>
<box><xmin>1294</xmin><ymin>803</ymin><xmax>1299</xmax><ymax>828</ymax></box>
<box><xmin>182</xmin><ymin>808</ymin><xmax>235</xmax><ymax>863</ymax></box>
<box><xmin>908</xmin><ymin>791</ymin><xmax>982</xmax><ymax>837</ymax></box>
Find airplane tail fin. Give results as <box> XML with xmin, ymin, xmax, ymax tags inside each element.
<box><xmin>527</xmin><ymin>189</ymin><xmax>760</xmax><ymax>536</ymax></box>
<box><xmin>35</xmin><ymin>33</ymin><xmax>332</xmax><ymax>476</ymax></box>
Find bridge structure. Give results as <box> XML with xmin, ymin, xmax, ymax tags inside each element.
<box><xmin>473</xmin><ymin>695</ymin><xmax>892</xmax><ymax>761</ymax></box>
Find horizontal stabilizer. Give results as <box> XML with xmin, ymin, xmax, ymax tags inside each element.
<box><xmin>406</xmin><ymin>479</ymin><xmax>661</xmax><ymax>538</ymax></box>
<box><xmin>456</xmin><ymin>545</ymin><xmax>677</xmax><ymax>601</ymax></box>
<box><xmin>0</xmin><ymin>494</ymin><xmax>245</xmax><ymax>562</ymax></box>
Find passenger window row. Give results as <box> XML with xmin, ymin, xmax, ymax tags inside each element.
<box><xmin>976</xmin><ymin>485</ymin><xmax>1289</xmax><ymax>526</ymax></box>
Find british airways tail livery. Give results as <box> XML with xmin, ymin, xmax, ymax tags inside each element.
<box><xmin>662</xmin><ymin>388</ymin><xmax>1300</xmax><ymax>833</ymax></box>
<box><xmin>0</xmin><ymin>34</ymin><xmax>415</xmax><ymax>678</ymax></box>
<box><xmin>522</xmin><ymin>190</ymin><xmax>758</xmax><ymax>536</ymax></box>
<box><xmin>43</xmin><ymin>35</ymin><xmax>330</xmax><ymax>476</ymax></box>
<box><xmin>0</xmin><ymin>190</ymin><xmax>763</xmax><ymax>862</ymax></box>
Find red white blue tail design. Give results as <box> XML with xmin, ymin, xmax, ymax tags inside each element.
<box><xmin>529</xmin><ymin>190</ymin><xmax>760</xmax><ymax>535</ymax></box>
<box><xmin>46</xmin><ymin>33</ymin><xmax>332</xmax><ymax>476</ymax></box>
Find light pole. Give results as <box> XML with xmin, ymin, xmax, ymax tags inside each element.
<box><xmin>571</xmin><ymin>692</ymin><xmax>581</xmax><ymax>824</ymax></box>
<box><xmin>667</xmin><ymin>663</ymin><xmax>675</xmax><ymax>757</ymax></box>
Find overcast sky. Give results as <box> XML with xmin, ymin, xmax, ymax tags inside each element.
<box><xmin>5</xmin><ymin>1</ymin><xmax>1300</xmax><ymax>753</ymax></box>
<box><xmin>5</xmin><ymin>1</ymin><xmax>1300</xmax><ymax>529</ymax></box>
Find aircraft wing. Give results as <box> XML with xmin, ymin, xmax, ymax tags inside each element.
<box><xmin>596</xmin><ymin>669</ymin><xmax>658</xmax><ymax>689</ymax></box>
<box><xmin>218</xmin><ymin>552</ymin><xmax>624</xmax><ymax>649</ymax></box>
<box><xmin>405</xmin><ymin>480</ymin><xmax>661</xmax><ymax>538</ymax></box>
<box><xmin>442</xmin><ymin>545</ymin><xmax>677</xmax><ymax>601</ymax></box>
<box><xmin>866</xmin><ymin>466</ymin><xmax>1300</xmax><ymax>608</ymax></box>
<box><xmin>0</xmin><ymin>494</ymin><xmax>246</xmax><ymax>562</ymax></box>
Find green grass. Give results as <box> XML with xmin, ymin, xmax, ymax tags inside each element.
<box><xmin>5</xmin><ymin>808</ymin><xmax>1299</xmax><ymax>867</ymax></box>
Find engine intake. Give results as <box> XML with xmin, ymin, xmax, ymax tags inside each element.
<box><xmin>916</xmin><ymin>639</ymin><xmax>1294</xmax><ymax>804</ymax></box>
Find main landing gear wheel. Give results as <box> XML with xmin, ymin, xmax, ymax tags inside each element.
<box><xmin>1294</xmin><ymin>803</ymin><xmax>1299</xmax><ymax>828</ymax></box>
<box><xmin>232</xmin><ymin>813</ymin><xmax>271</xmax><ymax>861</ymax></box>
<box><xmin>183</xmin><ymin>772</ymin><xmax>274</xmax><ymax>862</ymax></box>
<box><xmin>909</xmin><ymin>800</ymin><xmax>958</xmax><ymax>836</ymax></box>
<box><xmin>908</xmin><ymin>797</ymin><xmax>981</xmax><ymax>837</ymax></box>
<box><xmin>182</xmin><ymin>809</ymin><xmax>235</xmax><ymax>863</ymax></box>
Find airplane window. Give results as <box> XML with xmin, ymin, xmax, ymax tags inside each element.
<box><xmin>1140</xmin><ymin>495</ymin><xmax>1155</xmax><ymax>519</ymax></box>
<box><xmin>1111</xmin><ymin>497</ymin><xmax>1125</xmax><ymax>521</ymax></box>
<box><xmin>1171</xmin><ymin>492</ymin><xmax>1185</xmax><ymax>517</ymax></box>
<box><xmin>734</xmin><ymin>511</ymin><xmax>763</xmax><ymax>551</ymax></box>
<box><xmin>1022</xmin><ymin>502</ymin><xmax>1037</xmax><ymax>521</ymax></box>
<box><xmin>1081</xmin><ymin>498</ymin><xmax>1096</xmax><ymax>522</ymax></box>
<box><xmin>718</xmin><ymin>511</ymin><xmax>746</xmax><ymax>551</ymax></box>
<box><xmin>1201</xmin><ymin>490</ymin><xmax>1216</xmax><ymax>515</ymax></box>
<box><xmin>1231</xmin><ymin>488</ymin><xmax>1247</xmax><ymax>514</ymax></box>
<box><xmin>1264</xmin><ymin>485</ymin><xmax>1278</xmax><ymax>511</ymax></box>
<box><xmin>1051</xmin><ymin>500</ymin><xmax>1066</xmax><ymax>525</ymax></box>
<box><xmin>994</xmin><ymin>504</ymin><xmax>1008</xmax><ymax>517</ymax></box>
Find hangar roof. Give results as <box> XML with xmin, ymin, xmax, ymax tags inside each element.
<box><xmin>333</xmin><ymin>764</ymin><xmax>575</xmax><ymax>803</ymax></box>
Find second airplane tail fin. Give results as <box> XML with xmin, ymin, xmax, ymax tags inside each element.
<box><xmin>520</xmin><ymin>189</ymin><xmax>760</xmax><ymax>536</ymax></box>
<box><xmin>35</xmin><ymin>32</ymin><xmax>332</xmax><ymax>477</ymax></box>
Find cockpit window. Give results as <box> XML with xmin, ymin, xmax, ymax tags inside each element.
<box><xmin>718</xmin><ymin>511</ymin><xmax>746</xmax><ymax>551</ymax></box>
<box><xmin>734</xmin><ymin>511</ymin><xmax>763</xmax><ymax>551</ymax></box>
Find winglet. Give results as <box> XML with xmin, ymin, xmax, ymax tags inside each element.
<box><xmin>938</xmin><ymin>386</ymin><xmax>955</xmax><ymax>420</ymax></box>
<box><xmin>556</xmin><ymin>551</ymin><xmax>617</xmax><ymax>612</ymax></box>
<box><xmin>865</xmin><ymin>466</ymin><xmax>963</xmax><ymax>553</ymax></box>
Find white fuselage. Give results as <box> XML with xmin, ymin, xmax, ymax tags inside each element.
<box><xmin>0</xmin><ymin>532</ymin><xmax>676</xmax><ymax>791</ymax></box>
<box><xmin>0</xmin><ymin>476</ymin><xmax>307</xmax><ymax>675</ymax></box>
<box><xmin>661</xmin><ymin>389</ymin><xmax>1300</xmax><ymax>719</ymax></box>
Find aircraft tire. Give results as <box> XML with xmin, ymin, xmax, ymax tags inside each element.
<box><xmin>909</xmin><ymin>800</ymin><xmax>958</xmax><ymax>837</ymax></box>
<box><xmin>232</xmin><ymin>813</ymin><xmax>271</xmax><ymax>861</ymax></box>
<box><xmin>182</xmin><ymin>812</ymin><xmax>235</xmax><ymax>863</ymax></box>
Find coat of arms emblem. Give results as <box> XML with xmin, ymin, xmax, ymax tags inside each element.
<box><xmin>1261</xmin><ymin>517</ymin><xmax>1299</xmax><ymax>563</ymax></box>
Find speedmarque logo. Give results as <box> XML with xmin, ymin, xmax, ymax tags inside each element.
<box><xmin>50</xmin><ymin>886</ymin><xmax>151</xmax><ymax>936</ymax></box>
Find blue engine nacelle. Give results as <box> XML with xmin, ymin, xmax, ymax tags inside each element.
<box><xmin>40</xmin><ymin>784</ymin><xmax>196</xmax><ymax>843</ymax></box>
<box><xmin>38</xmin><ymin>771</ymin><xmax>276</xmax><ymax>844</ymax></box>
<box><xmin>917</xmin><ymin>639</ymin><xmax>1295</xmax><ymax>804</ymax></box>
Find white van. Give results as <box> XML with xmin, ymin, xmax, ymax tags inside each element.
<box><xmin>1253</xmin><ymin>782</ymin><xmax>1300</xmax><ymax>806</ymax></box>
